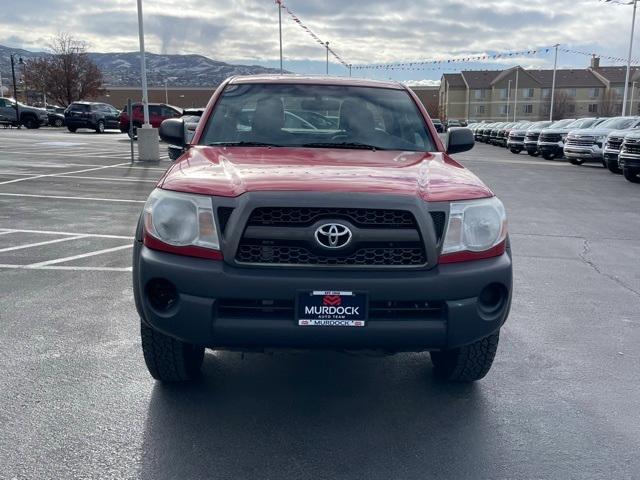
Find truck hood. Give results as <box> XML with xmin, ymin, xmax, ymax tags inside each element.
<box><xmin>568</xmin><ymin>127</ymin><xmax>617</xmax><ymax>137</ymax></box>
<box><xmin>159</xmin><ymin>146</ymin><xmax>493</xmax><ymax>203</ymax></box>
<box><xmin>607</xmin><ymin>128</ymin><xmax>638</xmax><ymax>139</ymax></box>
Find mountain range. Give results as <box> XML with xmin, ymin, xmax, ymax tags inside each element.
<box><xmin>0</xmin><ymin>45</ymin><xmax>287</xmax><ymax>88</ymax></box>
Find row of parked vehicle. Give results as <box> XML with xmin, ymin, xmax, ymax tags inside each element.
<box><xmin>466</xmin><ymin>117</ymin><xmax>640</xmax><ymax>184</ymax></box>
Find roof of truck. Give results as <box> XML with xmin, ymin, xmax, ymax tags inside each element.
<box><xmin>228</xmin><ymin>75</ymin><xmax>405</xmax><ymax>90</ymax></box>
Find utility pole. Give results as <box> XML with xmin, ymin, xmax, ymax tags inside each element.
<box><xmin>0</xmin><ymin>71</ymin><xmax>3</xmax><ymax>98</ymax></box>
<box><xmin>513</xmin><ymin>68</ymin><xmax>519</xmax><ymax>122</ymax></box>
<box><xmin>549</xmin><ymin>44</ymin><xmax>559</xmax><ymax>121</ymax></box>
<box><xmin>632</xmin><ymin>81</ymin><xmax>637</xmax><ymax>114</ymax></box>
<box><xmin>10</xmin><ymin>54</ymin><xmax>20</xmax><ymax>128</ymax></box>
<box><xmin>622</xmin><ymin>0</ymin><xmax>638</xmax><ymax>116</ymax></box>
<box><xmin>325</xmin><ymin>42</ymin><xmax>329</xmax><ymax>75</ymax></box>
<box><xmin>164</xmin><ymin>79</ymin><xmax>168</xmax><ymax>104</ymax></box>
<box><xmin>507</xmin><ymin>79</ymin><xmax>512</xmax><ymax>119</ymax></box>
<box><xmin>278</xmin><ymin>0</ymin><xmax>283</xmax><ymax>74</ymax></box>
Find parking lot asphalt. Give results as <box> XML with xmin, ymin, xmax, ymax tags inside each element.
<box><xmin>1</xmin><ymin>128</ymin><xmax>639</xmax><ymax>480</ymax></box>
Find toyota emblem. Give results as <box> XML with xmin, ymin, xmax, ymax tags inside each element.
<box><xmin>314</xmin><ymin>223</ymin><xmax>352</xmax><ymax>249</ymax></box>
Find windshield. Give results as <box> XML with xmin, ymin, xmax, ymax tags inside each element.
<box><xmin>598</xmin><ymin>117</ymin><xmax>638</xmax><ymax>129</ymax></box>
<box><xmin>200</xmin><ymin>83</ymin><xmax>434</xmax><ymax>152</ymax></box>
<box><xmin>566</xmin><ymin>118</ymin><xmax>596</xmax><ymax>129</ymax></box>
<box><xmin>549</xmin><ymin>119</ymin><xmax>575</xmax><ymax>128</ymax></box>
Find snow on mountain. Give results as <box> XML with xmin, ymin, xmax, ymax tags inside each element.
<box><xmin>0</xmin><ymin>45</ymin><xmax>286</xmax><ymax>88</ymax></box>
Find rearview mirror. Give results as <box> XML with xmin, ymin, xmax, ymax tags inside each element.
<box><xmin>159</xmin><ymin>118</ymin><xmax>186</xmax><ymax>147</ymax></box>
<box><xmin>446</xmin><ymin>127</ymin><xmax>475</xmax><ymax>154</ymax></box>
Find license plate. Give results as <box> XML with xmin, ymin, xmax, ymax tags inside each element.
<box><xmin>297</xmin><ymin>291</ymin><xmax>367</xmax><ymax>327</ymax></box>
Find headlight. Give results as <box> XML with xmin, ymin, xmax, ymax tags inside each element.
<box><xmin>143</xmin><ymin>188</ymin><xmax>220</xmax><ymax>254</ymax></box>
<box><xmin>441</xmin><ymin>197</ymin><xmax>507</xmax><ymax>255</ymax></box>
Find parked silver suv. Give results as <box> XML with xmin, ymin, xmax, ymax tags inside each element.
<box><xmin>0</xmin><ymin>97</ymin><xmax>48</xmax><ymax>129</ymax></box>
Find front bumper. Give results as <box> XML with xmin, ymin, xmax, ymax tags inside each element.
<box><xmin>524</xmin><ymin>141</ymin><xmax>539</xmax><ymax>153</ymax></box>
<box><xmin>133</xmin><ymin>243</ymin><xmax>513</xmax><ymax>353</ymax></box>
<box><xmin>603</xmin><ymin>149</ymin><xmax>620</xmax><ymax>165</ymax></box>
<box><xmin>538</xmin><ymin>142</ymin><xmax>564</xmax><ymax>156</ymax></box>
<box><xmin>619</xmin><ymin>152</ymin><xmax>640</xmax><ymax>169</ymax></box>
<box><xmin>563</xmin><ymin>145</ymin><xmax>602</xmax><ymax>160</ymax></box>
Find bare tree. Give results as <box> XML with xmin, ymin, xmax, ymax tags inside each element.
<box><xmin>549</xmin><ymin>91</ymin><xmax>576</xmax><ymax>120</ymax></box>
<box><xmin>600</xmin><ymin>89</ymin><xmax>622</xmax><ymax>117</ymax></box>
<box><xmin>24</xmin><ymin>33</ymin><xmax>104</xmax><ymax>106</ymax></box>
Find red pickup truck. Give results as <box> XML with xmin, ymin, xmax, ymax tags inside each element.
<box><xmin>133</xmin><ymin>76</ymin><xmax>512</xmax><ymax>384</ymax></box>
<box><xmin>119</xmin><ymin>102</ymin><xmax>182</xmax><ymax>138</ymax></box>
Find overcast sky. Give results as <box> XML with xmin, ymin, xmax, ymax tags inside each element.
<box><xmin>1</xmin><ymin>0</ymin><xmax>638</xmax><ymax>83</ymax></box>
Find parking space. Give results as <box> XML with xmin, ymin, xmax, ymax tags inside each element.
<box><xmin>1</xmin><ymin>128</ymin><xmax>640</xmax><ymax>479</ymax></box>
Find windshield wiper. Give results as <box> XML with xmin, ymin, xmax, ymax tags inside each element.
<box><xmin>208</xmin><ymin>141</ymin><xmax>283</xmax><ymax>147</ymax></box>
<box><xmin>300</xmin><ymin>141</ymin><xmax>386</xmax><ymax>150</ymax></box>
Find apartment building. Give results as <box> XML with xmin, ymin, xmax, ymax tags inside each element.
<box><xmin>438</xmin><ymin>57</ymin><xmax>640</xmax><ymax>122</ymax></box>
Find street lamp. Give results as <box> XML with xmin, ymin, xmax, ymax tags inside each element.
<box><xmin>605</xmin><ymin>0</ymin><xmax>638</xmax><ymax>116</ymax></box>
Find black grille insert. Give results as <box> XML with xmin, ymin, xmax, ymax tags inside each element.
<box><xmin>236</xmin><ymin>244</ymin><xmax>426</xmax><ymax>266</ymax></box>
<box><xmin>246</xmin><ymin>207</ymin><xmax>416</xmax><ymax>228</ymax></box>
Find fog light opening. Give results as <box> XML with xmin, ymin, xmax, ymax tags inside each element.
<box><xmin>146</xmin><ymin>278</ymin><xmax>178</xmax><ymax>312</ymax></box>
<box><xmin>478</xmin><ymin>283</ymin><xmax>507</xmax><ymax>317</ymax></box>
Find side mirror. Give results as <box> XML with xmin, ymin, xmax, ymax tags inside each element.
<box><xmin>159</xmin><ymin>118</ymin><xmax>186</xmax><ymax>147</ymax></box>
<box><xmin>446</xmin><ymin>127</ymin><xmax>475</xmax><ymax>154</ymax></box>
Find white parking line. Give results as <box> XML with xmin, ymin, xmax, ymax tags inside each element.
<box><xmin>0</xmin><ymin>162</ymin><xmax>131</xmax><ymax>185</ymax></box>
<box><xmin>0</xmin><ymin>235</ymin><xmax>87</xmax><ymax>253</ymax></box>
<box><xmin>0</xmin><ymin>172</ymin><xmax>159</xmax><ymax>184</ymax></box>
<box><xmin>0</xmin><ymin>230</ymin><xmax>15</xmax><ymax>236</ymax></box>
<box><xmin>0</xmin><ymin>193</ymin><xmax>146</xmax><ymax>203</ymax></box>
<box><xmin>0</xmin><ymin>264</ymin><xmax>132</xmax><ymax>272</ymax></box>
<box><xmin>27</xmin><ymin>244</ymin><xmax>134</xmax><ymax>267</ymax></box>
<box><xmin>0</xmin><ymin>228</ymin><xmax>134</xmax><ymax>239</ymax></box>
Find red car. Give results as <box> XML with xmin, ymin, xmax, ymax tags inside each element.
<box><xmin>133</xmin><ymin>76</ymin><xmax>512</xmax><ymax>384</ymax></box>
<box><xmin>119</xmin><ymin>102</ymin><xmax>182</xmax><ymax>138</ymax></box>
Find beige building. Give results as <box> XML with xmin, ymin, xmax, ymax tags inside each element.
<box><xmin>95</xmin><ymin>85</ymin><xmax>441</xmax><ymax>118</ymax></box>
<box><xmin>438</xmin><ymin>57</ymin><xmax>640</xmax><ymax>122</ymax></box>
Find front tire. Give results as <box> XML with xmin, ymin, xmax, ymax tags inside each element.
<box><xmin>606</xmin><ymin>159</ymin><xmax>622</xmax><ymax>174</ymax></box>
<box><xmin>53</xmin><ymin>118</ymin><xmax>64</xmax><ymax>127</ymax></box>
<box><xmin>623</xmin><ymin>167</ymin><xmax>640</xmax><ymax>183</ymax></box>
<box><xmin>96</xmin><ymin>120</ymin><xmax>105</xmax><ymax>134</ymax></box>
<box><xmin>430</xmin><ymin>333</ymin><xmax>499</xmax><ymax>382</ymax></box>
<box><xmin>541</xmin><ymin>152</ymin><xmax>555</xmax><ymax>160</ymax></box>
<box><xmin>570</xmin><ymin>158</ymin><xmax>585</xmax><ymax>165</ymax></box>
<box><xmin>140</xmin><ymin>321</ymin><xmax>204</xmax><ymax>382</ymax></box>
<box><xmin>527</xmin><ymin>150</ymin><xmax>539</xmax><ymax>157</ymax></box>
<box><xmin>509</xmin><ymin>148</ymin><xmax>521</xmax><ymax>154</ymax></box>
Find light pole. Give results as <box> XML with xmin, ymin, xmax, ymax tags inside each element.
<box><xmin>348</xmin><ymin>64</ymin><xmax>352</xmax><ymax>77</ymax></box>
<box><xmin>622</xmin><ymin>0</ymin><xmax>638</xmax><ymax>116</ymax></box>
<box><xmin>549</xmin><ymin>44</ymin><xmax>559</xmax><ymax>121</ymax></box>
<box><xmin>136</xmin><ymin>0</ymin><xmax>159</xmax><ymax>161</ymax></box>
<box><xmin>277</xmin><ymin>0</ymin><xmax>283</xmax><ymax>74</ymax></box>
<box><xmin>631</xmin><ymin>81</ymin><xmax>637</xmax><ymax>114</ymax></box>
<box><xmin>513</xmin><ymin>68</ymin><xmax>519</xmax><ymax>122</ymax></box>
<box><xmin>507</xmin><ymin>79</ymin><xmax>512</xmax><ymax>119</ymax></box>
<box><xmin>0</xmin><ymin>71</ymin><xmax>3</xmax><ymax>98</ymax></box>
<box><xmin>325</xmin><ymin>42</ymin><xmax>329</xmax><ymax>75</ymax></box>
<box><xmin>164</xmin><ymin>79</ymin><xmax>168</xmax><ymax>104</ymax></box>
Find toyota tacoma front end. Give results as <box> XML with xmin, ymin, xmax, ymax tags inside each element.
<box><xmin>132</xmin><ymin>76</ymin><xmax>513</xmax><ymax>384</ymax></box>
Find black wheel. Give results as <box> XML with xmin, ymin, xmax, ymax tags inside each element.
<box><xmin>509</xmin><ymin>148</ymin><xmax>521</xmax><ymax>154</ymax></box>
<box><xmin>527</xmin><ymin>150</ymin><xmax>539</xmax><ymax>157</ymax></box>
<box><xmin>623</xmin><ymin>167</ymin><xmax>640</xmax><ymax>183</ymax></box>
<box><xmin>96</xmin><ymin>120</ymin><xmax>105</xmax><ymax>134</ymax></box>
<box><xmin>541</xmin><ymin>152</ymin><xmax>554</xmax><ymax>160</ymax></box>
<box><xmin>22</xmin><ymin>116</ymin><xmax>38</xmax><ymax>129</ymax></box>
<box><xmin>569</xmin><ymin>158</ymin><xmax>585</xmax><ymax>165</ymax></box>
<box><xmin>140</xmin><ymin>321</ymin><xmax>205</xmax><ymax>382</ymax></box>
<box><xmin>606</xmin><ymin>159</ymin><xmax>622</xmax><ymax>174</ymax></box>
<box><xmin>67</xmin><ymin>127</ymin><xmax>77</xmax><ymax>133</ymax></box>
<box><xmin>53</xmin><ymin>118</ymin><xmax>64</xmax><ymax>128</ymax></box>
<box><xmin>430</xmin><ymin>333</ymin><xmax>500</xmax><ymax>382</ymax></box>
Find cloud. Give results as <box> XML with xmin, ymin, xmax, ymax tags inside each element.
<box><xmin>0</xmin><ymin>0</ymin><xmax>637</xmax><ymax>81</ymax></box>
